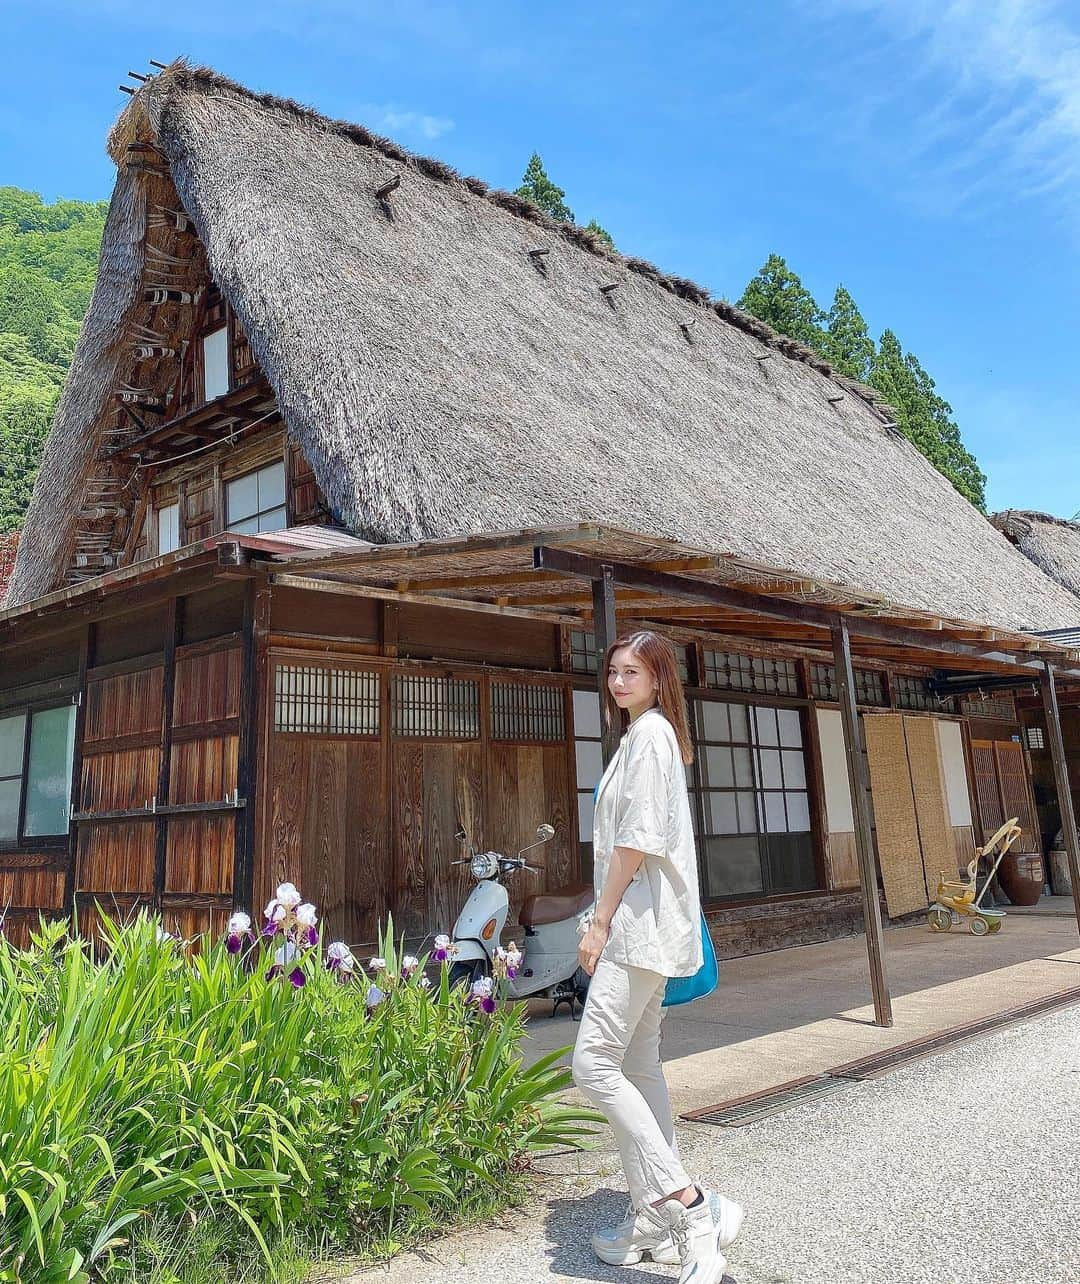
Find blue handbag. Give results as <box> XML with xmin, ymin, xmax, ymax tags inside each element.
<box><xmin>662</xmin><ymin>911</ymin><xmax>718</xmax><ymax>1008</ymax></box>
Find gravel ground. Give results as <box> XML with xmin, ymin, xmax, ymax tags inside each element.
<box><xmin>356</xmin><ymin>1004</ymin><xmax>1080</xmax><ymax>1284</ymax></box>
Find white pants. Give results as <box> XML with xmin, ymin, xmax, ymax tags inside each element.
<box><xmin>571</xmin><ymin>956</ymin><xmax>693</xmax><ymax>1208</ymax></box>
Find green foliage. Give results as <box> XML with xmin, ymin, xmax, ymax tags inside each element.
<box><xmin>737</xmin><ymin>253</ymin><xmax>827</xmax><ymax>351</ymax></box>
<box><xmin>0</xmin><ymin>912</ymin><xmax>599</xmax><ymax>1282</ymax></box>
<box><xmin>737</xmin><ymin>254</ymin><xmax>988</xmax><ymax>510</ymax></box>
<box><xmin>820</xmin><ymin>284</ymin><xmax>874</xmax><ymax>383</ymax></box>
<box><xmin>515</xmin><ymin>152</ymin><xmax>575</xmax><ymax>223</ymax></box>
<box><xmin>869</xmin><ymin>330</ymin><xmax>987</xmax><ymax>510</ymax></box>
<box><xmin>585</xmin><ymin>219</ymin><xmax>615</xmax><ymax>249</ymax></box>
<box><xmin>0</xmin><ymin>187</ymin><xmax>106</xmax><ymax>535</ymax></box>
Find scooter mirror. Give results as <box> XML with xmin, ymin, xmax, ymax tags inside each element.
<box><xmin>536</xmin><ymin>823</ymin><xmax>555</xmax><ymax>841</ymax></box>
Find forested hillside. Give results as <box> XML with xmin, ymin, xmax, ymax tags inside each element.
<box><xmin>0</xmin><ymin>187</ymin><xmax>107</xmax><ymax>533</ymax></box>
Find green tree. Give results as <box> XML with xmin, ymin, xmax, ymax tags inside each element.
<box><xmin>585</xmin><ymin>218</ymin><xmax>615</xmax><ymax>249</ymax></box>
<box><xmin>821</xmin><ymin>284</ymin><xmax>875</xmax><ymax>382</ymax></box>
<box><xmin>869</xmin><ymin>330</ymin><xmax>987</xmax><ymax>511</ymax></box>
<box><xmin>0</xmin><ymin>188</ymin><xmax>107</xmax><ymax>532</ymax></box>
<box><xmin>515</xmin><ymin>153</ymin><xmax>574</xmax><ymax>223</ymax></box>
<box><xmin>737</xmin><ymin>254</ymin><xmax>826</xmax><ymax>351</ymax></box>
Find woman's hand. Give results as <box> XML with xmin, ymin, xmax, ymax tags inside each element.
<box><xmin>578</xmin><ymin>919</ymin><xmax>610</xmax><ymax>976</ymax></box>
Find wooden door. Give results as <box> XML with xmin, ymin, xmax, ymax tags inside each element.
<box><xmin>971</xmin><ymin>739</ymin><xmax>1039</xmax><ymax>854</ymax></box>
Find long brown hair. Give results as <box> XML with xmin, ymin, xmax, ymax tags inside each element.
<box><xmin>602</xmin><ymin>630</ymin><xmax>694</xmax><ymax>765</ymax></box>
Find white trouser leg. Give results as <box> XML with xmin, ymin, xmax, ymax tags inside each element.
<box><xmin>622</xmin><ymin>979</ymin><xmax>681</xmax><ymax>1162</ymax></box>
<box><xmin>572</xmin><ymin>956</ymin><xmax>692</xmax><ymax>1208</ymax></box>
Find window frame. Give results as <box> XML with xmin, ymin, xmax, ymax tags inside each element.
<box><xmin>225</xmin><ymin>460</ymin><xmax>288</xmax><ymax>536</ymax></box>
<box><xmin>201</xmin><ymin>324</ymin><xmax>231</xmax><ymax>402</ymax></box>
<box><xmin>155</xmin><ymin>500</ymin><xmax>181</xmax><ymax>556</ymax></box>
<box><xmin>0</xmin><ymin>697</ymin><xmax>77</xmax><ymax>850</ymax></box>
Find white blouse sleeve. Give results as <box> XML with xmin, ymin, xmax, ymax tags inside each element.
<box><xmin>613</xmin><ymin>726</ymin><xmax>673</xmax><ymax>858</ymax></box>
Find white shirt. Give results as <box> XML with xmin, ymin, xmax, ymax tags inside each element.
<box><xmin>591</xmin><ymin>707</ymin><xmax>703</xmax><ymax>978</ymax></box>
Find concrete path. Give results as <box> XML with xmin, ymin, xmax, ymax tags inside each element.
<box><xmin>351</xmin><ymin>1004</ymin><xmax>1080</xmax><ymax>1284</ymax></box>
<box><xmin>343</xmin><ymin>913</ymin><xmax>1080</xmax><ymax>1284</ymax></box>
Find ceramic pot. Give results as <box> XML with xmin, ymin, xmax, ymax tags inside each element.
<box><xmin>997</xmin><ymin>851</ymin><xmax>1046</xmax><ymax>907</ymax></box>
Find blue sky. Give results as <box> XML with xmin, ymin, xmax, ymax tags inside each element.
<box><xmin>3</xmin><ymin>0</ymin><xmax>1078</xmax><ymax>516</ymax></box>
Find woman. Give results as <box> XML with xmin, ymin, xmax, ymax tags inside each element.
<box><xmin>572</xmin><ymin>631</ymin><xmax>743</xmax><ymax>1284</ymax></box>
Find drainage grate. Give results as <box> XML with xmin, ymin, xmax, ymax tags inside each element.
<box><xmin>684</xmin><ymin>1075</ymin><xmax>851</xmax><ymax>1127</ymax></box>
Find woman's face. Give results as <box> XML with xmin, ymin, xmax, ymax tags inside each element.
<box><xmin>608</xmin><ymin>646</ymin><xmax>658</xmax><ymax>720</ymax></box>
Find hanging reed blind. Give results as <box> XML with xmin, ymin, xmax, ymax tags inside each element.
<box><xmin>392</xmin><ymin>675</ymin><xmax>480</xmax><ymax>739</ymax></box>
<box><xmin>490</xmin><ymin>682</ymin><xmax>565</xmax><ymax>742</ymax></box>
<box><xmin>274</xmin><ymin>665</ymin><xmax>380</xmax><ymax>735</ymax></box>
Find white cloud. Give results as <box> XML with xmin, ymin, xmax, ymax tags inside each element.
<box><xmin>358</xmin><ymin>104</ymin><xmax>455</xmax><ymax>142</ymax></box>
<box><xmin>806</xmin><ymin>0</ymin><xmax>1080</xmax><ymax>220</ymax></box>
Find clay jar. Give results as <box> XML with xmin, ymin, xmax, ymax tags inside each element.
<box><xmin>997</xmin><ymin>851</ymin><xmax>1046</xmax><ymax>907</ymax></box>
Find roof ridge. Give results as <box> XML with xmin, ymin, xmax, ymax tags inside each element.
<box><xmin>111</xmin><ymin>58</ymin><xmax>895</xmax><ymax>418</ymax></box>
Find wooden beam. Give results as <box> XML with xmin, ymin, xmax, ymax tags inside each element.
<box><xmin>534</xmin><ymin>546</ymin><xmax>1080</xmax><ymax>677</ymax></box>
<box><xmin>832</xmin><ymin>618</ymin><xmax>893</xmax><ymax>1028</ymax></box>
<box><xmin>64</xmin><ymin>623</ymin><xmax>94</xmax><ymax>919</ymax></box>
<box><xmin>593</xmin><ymin>564</ymin><xmax>618</xmax><ymax>765</ymax></box>
<box><xmin>233</xmin><ymin>578</ymin><xmax>265</xmax><ymax>915</ymax></box>
<box><xmin>269</xmin><ymin>572</ymin><xmax>580</xmax><ymax>625</ymax></box>
<box><xmin>1039</xmin><ymin>662</ymin><xmax>1080</xmax><ymax>938</ymax></box>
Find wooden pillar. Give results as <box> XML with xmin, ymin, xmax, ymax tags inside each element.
<box><xmin>153</xmin><ymin>597</ymin><xmax>182</xmax><ymax>915</ymax></box>
<box><xmin>593</xmin><ymin>564</ymin><xmax>618</xmax><ymax>765</ymax></box>
<box><xmin>1038</xmin><ymin>663</ymin><xmax>1080</xmax><ymax>938</ymax></box>
<box><xmin>63</xmin><ymin>622</ymin><xmax>95</xmax><ymax>921</ymax></box>
<box><xmin>831</xmin><ymin>619</ymin><xmax>893</xmax><ymax>1027</ymax></box>
<box><xmin>234</xmin><ymin>576</ymin><xmax>269</xmax><ymax>915</ymax></box>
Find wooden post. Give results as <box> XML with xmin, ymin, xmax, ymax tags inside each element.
<box><xmin>233</xmin><ymin>577</ymin><xmax>268</xmax><ymax>915</ymax></box>
<box><xmin>153</xmin><ymin>597</ymin><xmax>181</xmax><ymax>916</ymax></box>
<box><xmin>1038</xmin><ymin>663</ymin><xmax>1080</xmax><ymax>937</ymax></box>
<box><xmin>593</xmin><ymin>564</ymin><xmax>617</xmax><ymax>765</ymax></box>
<box><xmin>831</xmin><ymin>619</ymin><xmax>893</xmax><ymax>1027</ymax></box>
<box><xmin>63</xmin><ymin>623</ymin><xmax>95</xmax><ymax>924</ymax></box>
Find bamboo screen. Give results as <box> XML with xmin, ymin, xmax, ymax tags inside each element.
<box><xmin>903</xmin><ymin>716</ymin><xmax>954</xmax><ymax>901</ymax></box>
<box><xmin>863</xmin><ymin>714</ymin><xmax>931</xmax><ymax>917</ymax></box>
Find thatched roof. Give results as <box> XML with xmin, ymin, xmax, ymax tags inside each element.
<box><xmin>9</xmin><ymin>61</ymin><xmax>1080</xmax><ymax>634</ymax></box>
<box><xmin>992</xmin><ymin>511</ymin><xmax>1080</xmax><ymax>604</ymax></box>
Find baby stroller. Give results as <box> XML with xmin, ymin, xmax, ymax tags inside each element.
<box><xmin>927</xmin><ymin>817</ymin><xmax>1022</xmax><ymax>937</ymax></box>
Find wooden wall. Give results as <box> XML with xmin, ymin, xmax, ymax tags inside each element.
<box><xmin>259</xmin><ymin>647</ymin><xmax>576</xmax><ymax>951</ymax></box>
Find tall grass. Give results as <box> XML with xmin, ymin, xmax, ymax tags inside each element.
<box><xmin>0</xmin><ymin>912</ymin><xmax>599</xmax><ymax>1282</ymax></box>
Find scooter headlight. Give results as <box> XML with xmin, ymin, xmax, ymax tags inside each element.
<box><xmin>471</xmin><ymin>851</ymin><xmax>499</xmax><ymax>880</ymax></box>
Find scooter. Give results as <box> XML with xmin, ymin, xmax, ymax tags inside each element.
<box><xmin>449</xmin><ymin>823</ymin><xmax>594</xmax><ymax>1017</ymax></box>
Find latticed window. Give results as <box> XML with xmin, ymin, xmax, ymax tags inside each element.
<box><xmin>569</xmin><ymin>630</ymin><xmax>598</xmax><ymax>675</ymax></box>
<box><xmin>960</xmin><ymin>694</ymin><xmax>1016</xmax><ymax>722</ymax></box>
<box><xmin>392</xmin><ymin>675</ymin><xmax>480</xmax><ymax>739</ymax></box>
<box><xmin>894</xmin><ymin>675</ymin><xmax>942</xmax><ymax>712</ymax></box>
<box><xmin>490</xmin><ymin>682</ymin><xmax>565</xmax><ymax>742</ymax></box>
<box><xmin>811</xmin><ymin>664</ymin><xmax>888</xmax><ymax>705</ymax></box>
<box><xmin>703</xmin><ymin>650</ymin><xmax>798</xmax><ymax>696</ymax></box>
<box><xmin>274</xmin><ymin>666</ymin><xmax>380</xmax><ymax>735</ymax></box>
<box><xmin>1025</xmin><ymin>725</ymin><xmax>1045</xmax><ymax>751</ymax></box>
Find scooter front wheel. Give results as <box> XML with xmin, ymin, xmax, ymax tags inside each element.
<box><xmin>449</xmin><ymin>958</ymin><xmax>489</xmax><ymax>989</ymax></box>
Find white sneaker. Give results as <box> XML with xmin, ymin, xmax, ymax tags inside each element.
<box><xmin>645</xmin><ymin>1194</ymin><xmax>728</xmax><ymax>1284</ymax></box>
<box><xmin>591</xmin><ymin>1199</ymin><xmax>675</xmax><ymax>1266</ymax></box>
<box><xmin>645</xmin><ymin>1189</ymin><xmax>745</xmax><ymax>1265</ymax></box>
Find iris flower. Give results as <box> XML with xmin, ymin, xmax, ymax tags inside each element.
<box><xmin>226</xmin><ymin>911</ymin><xmax>253</xmax><ymax>954</ymax></box>
<box><xmin>432</xmin><ymin>934</ymin><xmax>457</xmax><ymax>962</ymax></box>
<box><xmin>468</xmin><ymin>976</ymin><xmax>497</xmax><ymax>1015</ymax></box>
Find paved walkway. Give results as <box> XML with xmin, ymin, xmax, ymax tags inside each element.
<box><xmin>355</xmin><ymin>1004</ymin><xmax>1080</xmax><ymax>1284</ymax></box>
<box><xmin>346</xmin><ymin>911</ymin><xmax>1080</xmax><ymax>1283</ymax></box>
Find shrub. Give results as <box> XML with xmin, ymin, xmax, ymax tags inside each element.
<box><xmin>0</xmin><ymin>901</ymin><xmax>599</xmax><ymax>1281</ymax></box>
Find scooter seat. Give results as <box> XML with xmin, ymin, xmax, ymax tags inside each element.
<box><xmin>519</xmin><ymin>883</ymin><xmax>593</xmax><ymax>928</ymax></box>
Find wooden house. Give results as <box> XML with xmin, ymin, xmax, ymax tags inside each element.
<box><xmin>3</xmin><ymin>64</ymin><xmax>1079</xmax><ymax>1015</ymax></box>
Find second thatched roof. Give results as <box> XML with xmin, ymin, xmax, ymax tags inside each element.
<box><xmin>9</xmin><ymin>61</ymin><xmax>1080</xmax><ymax>634</ymax></box>
<box><xmin>992</xmin><ymin>510</ymin><xmax>1080</xmax><ymax>604</ymax></box>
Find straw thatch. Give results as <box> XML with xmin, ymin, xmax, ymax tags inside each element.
<box><xmin>992</xmin><ymin>511</ymin><xmax>1080</xmax><ymax>604</ymax></box>
<box><xmin>8</xmin><ymin>60</ymin><xmax>1080</xmax><ymax>633</ymax></box>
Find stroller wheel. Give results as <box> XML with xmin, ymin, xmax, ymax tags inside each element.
<box><xmin>969</xmin><ymin>916</ymin><xmax>990</xmax><ymax>937</ymax></box>
<box><xmin>928</xmin><ymin>907</ymin><xmax>952</xmax><ymax>932</ymax></box>
<box><xmin>988</xmin><ymin>919</ymin><xmax>1002</xmax><ymax>934</ymax></box>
